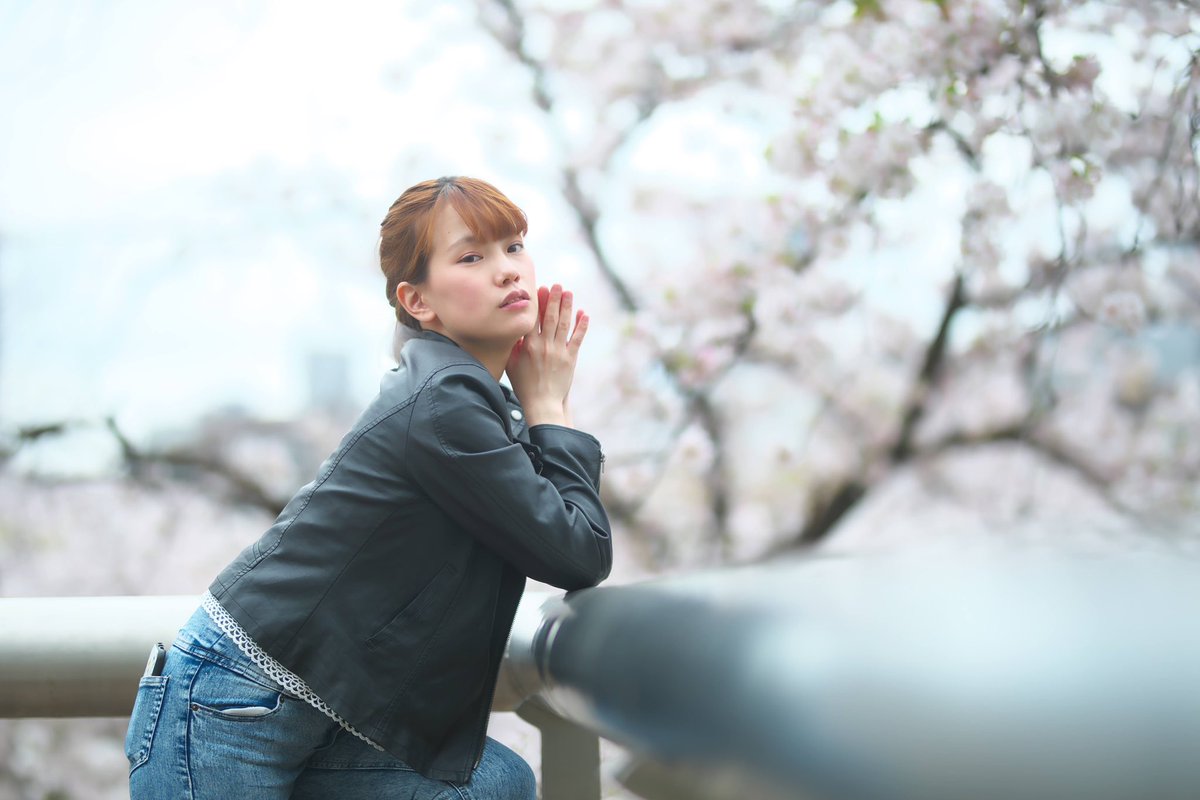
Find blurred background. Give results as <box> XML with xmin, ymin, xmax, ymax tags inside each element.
<box><xmin>1</xmin><ymin>0</ymin><xmax>1197</xmax><ymax>797</ymax></box>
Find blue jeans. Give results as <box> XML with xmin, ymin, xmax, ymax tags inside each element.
<box><xmin>125</xmin><ymin>606</ymin><xmax>536</xmax><ymax>799</ymax></box>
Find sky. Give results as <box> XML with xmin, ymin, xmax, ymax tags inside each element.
<box><xmin>0</xmin><ymin>0</ymin><xmax>590</xmax><ymax>473</ymax></box>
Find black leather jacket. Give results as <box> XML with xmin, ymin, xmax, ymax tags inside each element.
<box><xmin>209</xmin><ymin>331</ymin><xmax>612</xmax><ymax>781</ymax></box>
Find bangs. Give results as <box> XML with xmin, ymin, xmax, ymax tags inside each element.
<box><xmin>435</xmin><ymin>178</ymin><xmax>528</xmax><ymax>244</ymax></box>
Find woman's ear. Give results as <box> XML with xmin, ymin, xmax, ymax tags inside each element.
<box><xmin>396</xmin><ymin>282</ymin><xmax>437</xmax><ymax>326</ymax></box>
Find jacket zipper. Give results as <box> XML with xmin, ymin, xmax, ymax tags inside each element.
<box><xmin>471</xmin><ymin>606</ymin><xmax>520</xmax><ymax>771</ymax></box>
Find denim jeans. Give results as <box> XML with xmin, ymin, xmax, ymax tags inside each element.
<box><xmin>125</xmin><ymin>606</ymin><xmax>536</xmax><ymax>799</ymax></box>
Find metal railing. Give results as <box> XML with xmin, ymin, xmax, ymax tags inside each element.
<box><xmin>4</xmin><ymin>550</ymin><xmax>1200</xmax><ymax>799</ymax></box>
<box><xmin>0</xmin><ymin>592</ymin><xmax>606</xmax><ymax>799</ymax></box>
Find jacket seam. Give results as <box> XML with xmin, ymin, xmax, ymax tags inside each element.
<box><xmin>219</xmin><ymin>392</ymin><xmax>424</xmax><ymax>588</ymax></box>
<box><xmin>270</xmin><ymin>360</ymin><xmax>482</xmax><ymax>646</ymax></box>
<box><xmin>277</xmin><ymin>502</ymin><xmax>421</xmax><ymax>655</ymax></box>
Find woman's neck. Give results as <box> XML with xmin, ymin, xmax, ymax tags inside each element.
<box><xmin>422</xmin><ymin>329</ymin><xmax>510</xmax><ymax>381</ymax></box>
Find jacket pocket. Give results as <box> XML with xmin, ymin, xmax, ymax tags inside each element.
<box><xmin>125</xmin><ymin>675</ymin><xmax>168</xmax><ymax>775</ymax></box>
<box><xmin>366</xmin><ymin>562</ymin><xmax>459</xmax><ymax>656</ymax></box>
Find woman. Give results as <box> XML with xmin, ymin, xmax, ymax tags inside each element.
<box><xmin>125</xmin><ymin>176</ymin><xmax>613</xmax><ymax>799</ymax></box>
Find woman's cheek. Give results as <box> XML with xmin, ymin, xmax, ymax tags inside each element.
<box><xmin>451</xmin><ymin>278</ymin><xmax>488</xmax><ymax>311</ymax></box>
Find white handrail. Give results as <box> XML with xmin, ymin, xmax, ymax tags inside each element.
<box><xmin>0</xmin><ymin>591</ymin><xmax>599</xmax><ymax>800</ymax></box>
<box><xmin>0</xmin><ymin>592</ymin><xmax>554</xmax><ymax>718</ymax></box>
<box><xmin>0</xmin><ymin>595</ymin><xmax>200</xmax><ymax>717</ymax></box>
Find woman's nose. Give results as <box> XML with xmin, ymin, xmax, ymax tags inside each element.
<box><xmin>497</xmin><ymin>262</ymin><xmax>520</xmax><ymax>284</ymax></box>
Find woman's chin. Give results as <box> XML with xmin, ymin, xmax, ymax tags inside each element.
<box><xmin>511</xmin><ymin>308</ymin><xmax>539</xmax><ymax>336</ymax></box>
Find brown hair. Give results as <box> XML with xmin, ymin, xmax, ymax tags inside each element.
<box><xmin>380</xmin><ymin>176</ymin><xmax>528</xmax><ymax>329</ymax></box>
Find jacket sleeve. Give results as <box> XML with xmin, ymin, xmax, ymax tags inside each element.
<box><xmin>407</xmin><ymin>367</ymin><xmax>613</xmax><ymax>591</ymax></box>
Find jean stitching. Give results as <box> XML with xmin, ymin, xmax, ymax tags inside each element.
<box><xmin>189</xmin><ymin>691</ymin><xmax>285</xmax><ymax>721</ymax></box>
<box><xmin>305</xmin><ymin>762</ymin><xmax>420</xmax><ymax>771</ymax></box>
<box><xmin>127</xmin><ymin>676</ymin><xmax>168</xmax><ymax>773</ymax></box>
<box><xmin>175</xmin><ymin>638</ymin><xmax>278</xmax><ymax>690</ymax></box>
<box><xmin>184</xmin><ymin>653</ymin><xmax>199</xmax><ymax>800</ymax></box>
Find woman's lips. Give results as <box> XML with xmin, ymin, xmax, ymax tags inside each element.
<box><xmin>501</xmin><ymin>290</ymin><xmax>530</xmax><ymax>308</ymax></box>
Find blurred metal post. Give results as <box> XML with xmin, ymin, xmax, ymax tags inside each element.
<box><xmin>496</xmin><ymin>550</ymin><xmax>1200</xmax><ymax>800</ymax></box>
<box><xmin>494</xmin><ymin>591</ymin><xmax>603</xmax><ymax>800</ymax></box>
<box><xmin>518</xmin><ymin>698</ymin><xmax>602</xmax><ymax>800</ymax></box>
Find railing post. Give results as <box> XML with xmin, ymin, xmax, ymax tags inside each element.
<box><xmin>518</xmin><ymin>697</ymin><xmax>601</xmax><ymax>800</ymax></box>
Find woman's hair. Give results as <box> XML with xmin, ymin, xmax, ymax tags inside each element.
<box><xmin>380</xmin><ymin>176</ymin><xmax>528</xmax><ymax>330</ymax></box>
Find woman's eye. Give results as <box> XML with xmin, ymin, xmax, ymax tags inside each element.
<box><xmin>460</xmin><ymin>254</ymin><xmax>482</xmax><ymax>264</ymax></box>
<box><xmin>508</xmin><ymin>242</ymin><xmax>524</xmax><ymax>254</ymax></box>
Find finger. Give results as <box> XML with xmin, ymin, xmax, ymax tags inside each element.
<box><xmin>536</xmin><ymin>286</ymin><xmax>550</xmax><ymax>331</ymax></box>
<box><xmin>568</xmin><ymin>311</ymin><xmax>589</xmax><ymax>353</ymax></box>
<box><xmin>541</xmin><ymin>284</ymin><xmax>562</xmax><ymax>338</ymax></box>
<box><xmin>556</xmin><ymin>290</ymin><xmax>573</xmax><ymax>341</ymax></box>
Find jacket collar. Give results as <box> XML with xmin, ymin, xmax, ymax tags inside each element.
<box><xmin>417</xmin><ymin>329</ymin><xmax>460</xmax><ymax>348</ymax></box>
<box><xmin>413</xmin><ymin>330</ymin><xmax>521</xmax><ymax>407</ymax></box>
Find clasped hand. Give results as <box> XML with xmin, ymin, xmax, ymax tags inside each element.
<box><xmin>505</xmin><ymin>284</ymin><xmax>588</xmax><ymax>428</ymax></box>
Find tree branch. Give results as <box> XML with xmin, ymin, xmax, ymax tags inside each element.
<box><xmin>889</xmin><ymin>273</ymin><xmax>967</xmax><ymax>463</ymax></box>
<box><xmin>925</xmin><ymin>119</ymin><xmax>981</xmax><ymax>170</ymax></box>
<box><xmin>782</xmin><ymin>273</ymin><xmax>968</xmax><ymax>549</ymax></box>
<box><xmin>913</xmin><ymin>423</ymin><xmax>1133</xmax><ymax>517</ymax></box>
<box><xmin>3</xmin><ymin>417</ymin><xmax>287</xmax><ymax>515</ymax></box>
<box><xmin>561</xmin><ymin>167</ymin><xmax>639</xmax><ymax>311</ymax></box>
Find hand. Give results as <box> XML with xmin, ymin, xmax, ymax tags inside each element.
<box><xmin>506</xmin><ymin>284</ymin><xmax>589</xmax><ymax>427</ymax></box>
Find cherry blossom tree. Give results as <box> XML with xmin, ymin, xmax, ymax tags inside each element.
<box><xmin>475</xmin><ymin>0</ymin><xmax>1200</xmax><ymax>564</ymax></box>
<box><xmin>2</xmin><ymin>1</ymin><xmax>1198</xmax><ymax>795</ymax></box>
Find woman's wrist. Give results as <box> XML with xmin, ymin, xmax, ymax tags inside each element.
<box><xmin>523</xmin><ymin>402</ymin><xmax>570</xmax><ymax>428</ymax></box>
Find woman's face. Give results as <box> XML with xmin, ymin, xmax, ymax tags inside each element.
<box><xmin>407</xmin><ymin>203</ymin><xmax>538</xmax><ymax>355</ymax></box>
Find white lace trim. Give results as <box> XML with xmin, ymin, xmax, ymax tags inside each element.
<box><xmin>201</xmin><ymin>592</ymin><xmax>384</xmax><ymax>752</ymax></box>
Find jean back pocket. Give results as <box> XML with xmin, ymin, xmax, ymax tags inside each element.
<box><xmin>125</xmin><ymin>675</ymin><xmax>168</xmax><ymax>774</ymax></box>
